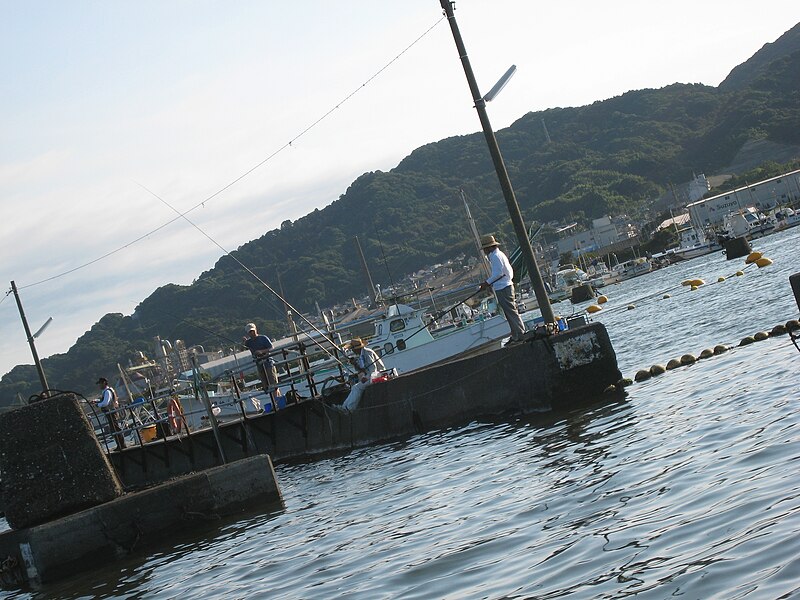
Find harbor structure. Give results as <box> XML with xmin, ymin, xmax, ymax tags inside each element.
<box><xmin>687</xmin><ymin>168</ymin><xmax>800</xmax><ymax>227</ymax></box>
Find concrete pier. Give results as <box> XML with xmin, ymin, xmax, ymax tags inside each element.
<box><xmin>0</xmin><ymin>394</ymin><xmax>123</xmax><ymax>530</ymax></box>
<box><xmin>0</xmin><ymin>393</ymin><xmax>284</xmax><ymax>589</ymax></box>
<box><xmin>110</xmin><ymin>322</ymin><xmax>621</xmax><ymax>488</ymax></box>
<box><xmin>0</xmin><ymin>455</ymin><xmax>283</xmax><ymax>587</ymax></box>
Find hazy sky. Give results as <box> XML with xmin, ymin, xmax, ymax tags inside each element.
<box><xmin>2</xmin><ymin>1</ymin><xmax>799</xmax><ymax>381</ymax></box>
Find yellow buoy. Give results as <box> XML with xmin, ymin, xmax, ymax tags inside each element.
<box><xmin>717</xmin><ymin>276</ymin><xmax>725</xmax><ymax>282</ymax></box>
<box><xmin>597</xmin><ymin>295</ymin><xmax>608</xmax><ymax>304</ymax></box>
<box><xmin>735</xmin><ymin>270</ymin><xmax>744</xmax><ymax>277</ymax></box>
<box><xmin>626</xmin><ymin>304</ymin><xmax>635</xmax><ymax>310</ymax></box>
<box><xmin>650</xmin><ymin>364</ymin><xmax>666</xmax><ymax>376</ymax></box>
<box><xmin>682</xmin><ymin>278</ymin><xmax>705</xmax><ymax>287</ymax></box>
<box><xmin>586</xmin><ymin>304</ymin><xmax>602</xmax><ymax>314</ymax></box>
<box><xmin>755</xmin><ymin>257</ymin><xmax>773</xmax><ymax>268</ymax></box>
<box><xmin>634</xmin><ymin>369</ymin><xmax>651</xmax><ymax>382</ymax></box>
<box><xmin>699</xmin><ymin>348</ymin><xmax>714</xmax><ymax>359</ymax></box>
<box><xmin>754</xmin><ymin>331</ymin><xmax>769</xmax><ymax>341</ymax></box>
<box><xmin>691</xmin><ymin>285</ymin><xmax>698</xmax><ymax>291</ymax></box>
<box><xmin>666</xmin><ymin>359</ymin><xmax>681</xmax><ymax>370</ymax></box>
<box><xmin>680</xmin><ymin>354</ymin><xmax>697</xmax><ymax>365</ymax></box>
<box><xmin>745</xmin><ymin>251</ymin><xmax>763</xmax><ymax>264</ymax></box>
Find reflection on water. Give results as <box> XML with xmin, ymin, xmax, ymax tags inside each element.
<box><xmin>6</xmin><ymin>228</ymin><xmax>800</xmax><ymax>599</ymax></box>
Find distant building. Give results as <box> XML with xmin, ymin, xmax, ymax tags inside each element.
<box><xmin>686</xmin><ymin>169</ymin><xmax>800</xmax><ymax>227</ymax></box>
<box><xmin>553</xmin><ymin>215</ymin><xmax>639</xmax><ymax>257</ymax></box>
<box><xmin>654</xmin><ymin>173</ymin><xmax>711</xmax><ymax>211</ymax></box>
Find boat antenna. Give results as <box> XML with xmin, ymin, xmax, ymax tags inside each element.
<box><xmin>136</xmin><ymin>182</ymin><xmax>349</xmax><ymax>368</ymax></box>
<box><xmin>461</xmin><ymin>188</ymin><xmax>490</xmax><ymax>278</ymax></box>
<box><xmin>375</xmin><ymin>233</ymin><xmax>399</xmax><ymax>312</ymax></box>
<box><xmin>354</xmin><ymin>236</ymin><xmax>379</xmax><ymax>308</ymax></box>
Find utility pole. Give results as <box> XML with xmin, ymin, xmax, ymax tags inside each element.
<box><xmin>11</xmin><ymin>280</ymin><xmax>50</xmax><ymax>397</ymax></box>
<box><xmin>439</xmin><ymin>0</ymin><xmax>555</xmax><ymax>324</ymax></box>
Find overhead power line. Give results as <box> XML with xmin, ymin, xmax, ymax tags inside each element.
<box><xmin>17</xmin><ymin>16</ymin><xmax>444</xmax><ymax>292</ymax></box>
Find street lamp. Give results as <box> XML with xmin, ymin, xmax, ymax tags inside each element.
<box><xmin>10</xmin><ymin>281</ymin><xmax>51</xmax><ymax>397</ymax></box>
<box><xmin>439</xmin><ymin>0</ymin><xmax>556</xmax><ymax>324</ymax></box>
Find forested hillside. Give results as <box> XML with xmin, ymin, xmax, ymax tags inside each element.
<box><xmin>2</xmin><ymin>23</ymin><xmax>800</xmax><ymax>406</ymax></box>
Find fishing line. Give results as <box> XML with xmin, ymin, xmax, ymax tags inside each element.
<box><xmin>137</xmin><ymin>306</ymin><xmax>243</xmax><ymax>349</ymax></box>
<box><xmin>136</xmin><ymin>183</ymin><xmax>350</xmax><ymax>369</ymax></box>
<box><xmin>16</xmin><ymin>16</ymin><xmax>445</xmax><ymax>292</ymax></box>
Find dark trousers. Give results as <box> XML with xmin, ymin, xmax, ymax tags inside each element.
<box><xmin>102</xmin><ymin>407</ymin><xmax>126</xmax><ymax>450</ymax></box>
<box><xmin>256</xmin><ymin>359</ymin><xmax>279</xmax><ymax>393</ymax></box>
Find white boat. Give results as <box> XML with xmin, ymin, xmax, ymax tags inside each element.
<box><xmin>722</xmin><ymin>207</ymin><xmax>775</xmax><ymax>239</ymax></box>
<box><xmin>670</xmin><ymin>226</ymin><xmax>722</xmax><ymax>261</ymax></box>
<box><xmin>584</xmin><ymin>261</ymin><xmax>619</xmax><ymax>287</ymax></box>
<box><xmin>175</xmin><ymin>298</ymin><xmax>548</xmax><ymax>424</ymax></box>
<box><xmin>771</xmin><ymin>207</ymin><xmax>800</xmax><ymax>232</ymax></box>
<box><xmin>368</xmin><ymin>302</ymin><xmax>520</xmax><ymax>373</ymax></box>
<box><xmin>545</xmin><ymin>264</ymin><xmax>591</xmax><ymax>301</ymax></box>
<box><xmin>611</xmin><ymin>257</ymin><xmax>651</xmax><ymax>281</ymax></box>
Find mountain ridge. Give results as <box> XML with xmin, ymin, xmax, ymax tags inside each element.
<box><xmin>3</xmin><ymin>23</ymin><xmax>800</xmax><ymax>405</ymax></box>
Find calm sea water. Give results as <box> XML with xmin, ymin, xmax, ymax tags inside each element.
<box><xmin>5</xmin><ymin>227</ymin><xmax>800</xmax><ymax>599</ymax></box>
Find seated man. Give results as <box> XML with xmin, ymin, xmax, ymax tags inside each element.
<box><xmin>341</xmin><ymin>338</ymin><xmax>385</xmax><ymax>412</ymax></box>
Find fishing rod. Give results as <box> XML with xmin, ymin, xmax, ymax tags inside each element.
<box><xmin>136</xmin><ymin>183</ymin><xmax>351</xmax><ymax>370</ymax></box>
<box><xmin>403</xmin><ymin>285</ymin><xmax>487</xmax><ymax>345</ymax></box>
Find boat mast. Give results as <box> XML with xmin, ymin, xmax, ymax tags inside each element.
<box><xmin>439</xmin><ymin>0</ymin><xmax>555</xmax><ymax>324</ymax></box>
<box><xmin>461</xmin><ymin>189</ymin><xmax>491</xmax><ymax>278</ymax></box>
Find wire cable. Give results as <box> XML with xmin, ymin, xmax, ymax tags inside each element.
<box><xmin>16</xmin><ymin>16</ymin><xmax>445</xmax><ymax>292</ymax></box>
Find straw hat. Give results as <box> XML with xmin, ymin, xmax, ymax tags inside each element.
<box><xmin>480</xmin><ymin>234</ymin><xmax>500</xmax><ymax>249</ymax></box>
<box><xmin>349</xmin><ymin>338</ymin><xmax>365</xmax><ymax>350</ymax></box>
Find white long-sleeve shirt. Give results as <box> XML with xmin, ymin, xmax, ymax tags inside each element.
<box><xmin>98</xmin><ymin>386</ymin><xmax>116</xmax><ymax>408</ymax></box>
<box><xmin>485</xmin><ymin>248</ymin><xmax>513</xmax><ymax>291</ymax></box>
<box><xmin>357</xmin><ymin>347</ymin><xmax>385</xmax><ymax>378</ymax></box>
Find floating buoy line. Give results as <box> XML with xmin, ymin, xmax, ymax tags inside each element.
<box><xmin>610</xmin><ymin>318</ymin><xmax>800</xmax><ymax>390</ymax></box>
<box><xmin>578</xmin><ymin>251</ymin><xmax>773</xmax><ymax>318</ymax></box>
<box><xmin>569</xmin><ymin>252</ymin><xmax>800</xmax><ymax>392</ymax></box>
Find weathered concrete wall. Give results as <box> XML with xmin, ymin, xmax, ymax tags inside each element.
<box><xmin>0</xmin><ymin>455</ymin><xmax>282</xmax><ymax>587</ymax></box>
<box><xmin>0</xmin><ymin>394</ymin><xmax>123</xmax><ymax>530</ymax></box>
<box><xmin>110</xmin><ymin>323</ymin><xmax>621</xmax><ymax>488</ymax></box>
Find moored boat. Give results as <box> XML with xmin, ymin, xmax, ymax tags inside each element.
<box><xmin>611</xmin><ymin>257</ymin><xmax>651</xmax><ymax>281</ymax></box>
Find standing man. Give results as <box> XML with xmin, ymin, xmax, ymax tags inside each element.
<box><xmin>95</xmin><ymin>377</ymin><xmax>125</xmax><ymax>450</ymax></box>
<box><xmin>479</xmin><ymin>234</ymin><xmax>527</xmax><ymax>344</ymax></box>
<box><xmin>243</xmin><ymin>322</ymin><xmax>282</xmax><ymax>397</ymax></box>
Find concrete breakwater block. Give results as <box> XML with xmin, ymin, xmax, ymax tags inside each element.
<box><xmin>0</xmin><ymin>394</ymin><xmax>123</xmax><ymax>530</ymax></box>
<box><xmin>0</xmin><ymin>455</ymin><xmax>283</xmax><ymax>587</ymax></box>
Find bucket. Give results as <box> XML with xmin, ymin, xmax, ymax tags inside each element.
<box><xmin>141</xmin><ymin>425</ymin><xmax>157</xmax><ymax>443</ymax></box>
